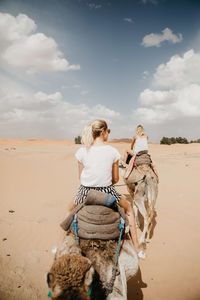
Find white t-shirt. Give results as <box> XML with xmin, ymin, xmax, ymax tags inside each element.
<box><xmin>133</xmin><ymin>136</ymin><xmax>148</xmax><ymax>154</ymax></box>
<box><xmin>75</xmin><ymin>145</ymin><xmax>121</xmax><ymax>187</ymax></box>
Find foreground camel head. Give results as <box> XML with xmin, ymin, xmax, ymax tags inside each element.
<box><xmin>47</xmin><ymin>253</ymin><xmax>94</xmax><ymax>300</ymax></box>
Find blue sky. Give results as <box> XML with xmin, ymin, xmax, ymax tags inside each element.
<box><xmin>1</xmin><ymin>0</ymin><xmax>200</xmax><ymax>141</ymax></box>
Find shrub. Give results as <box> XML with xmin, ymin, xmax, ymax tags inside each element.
<box><xmin>74</xmin><ymin>136</ymin><xmax>82</xmax><ymax>144</ymax></box>
<box><xmin>190</xmin><ymin>139</ymin><xmax>200</xmax><ymax>143</ymax></box>
<box><xmin>160</xmin><ymin>137</ymin><xmax>171</xmax><ymax>145</ymax></box>
<box><xmin>160</xmin><ymin>136</ymin><xmax>189</xmax><ymax>145</ymax></box>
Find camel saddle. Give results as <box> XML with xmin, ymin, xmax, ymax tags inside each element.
<box><xmin>60</xmin><ymin>190</ymin><xmax>129</xmax><ymax>240</ymax></box>
<box><xmin>135</xmin><ymin>150</ymin><xmax>152</xmax><ymax>165</ymax></box>
<box><xmin>126</xmin><ymin>150</ymin><xmax>152</xmax><ymax>166</ymax></box>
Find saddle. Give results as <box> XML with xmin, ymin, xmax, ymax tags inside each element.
<box><xmin>60</xmin><ymin>190</ymin><xmax>128</xmax><ymax>240</ymax></box>
<box><xmin>126</xmin><ymin>150</ymin><xmax>152</xmax><ymax>166</ymax></box>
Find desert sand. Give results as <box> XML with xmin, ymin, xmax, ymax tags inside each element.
<box><xmin>0</xmin><ymin>139</ymin><xmax>200</xmax><ymax>300</ymax></box>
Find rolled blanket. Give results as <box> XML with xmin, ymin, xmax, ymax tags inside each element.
<box><xmin>78</xmin><ymin>205</ymin><xmax>120</xmax><ymax>225</ymax></box>
<box><xmin>135</xmin><ymin>152</ymin><xmax>152</xmax><ymax>166</ymax></box>
<box><xmin>60</xmin><ymin>203</ymin><xmax>84</xmax><ymax>231</ymax></box>
<box><xmin>60</xmin><ymin>190</ymin><xmax>128</xmax><ymax>240</ymax></box>
<box><xmin>85</xmin><ymin>189</ymin><xmax>117</xmax><ymax>207</ymax></box>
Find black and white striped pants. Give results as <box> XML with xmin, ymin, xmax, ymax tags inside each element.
<box><xmin>74</xmin><ymin>185</ymin><xmax>121</xmax><ymax>204</ymax></box>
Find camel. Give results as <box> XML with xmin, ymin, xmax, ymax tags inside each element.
<box><xmin>47</xmin><ymin>231</ymin><xmax>138</xmax><ymax>300</ymax></box>
<box><xmin>124</xmin><ymin>164</ymin><xmax>158</xmax><ymax>245</ymax></box>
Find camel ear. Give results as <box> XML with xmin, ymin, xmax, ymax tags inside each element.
<box><xmin>84</xmin><ymin>265</ymin><xmax>94</xmax><ymax>292</ymax></box>
<box><xmin>46</xmin><ymin>272</ymin><xmax>54</xmax><ymax>287</ymax></box>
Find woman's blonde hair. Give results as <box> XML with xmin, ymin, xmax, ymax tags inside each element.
<box><xmin>136</xmin><ymin>125</ymin><xmax>145</xmax><ymax>136</ymax></box>
<box><xmin>81</xmin><ymin>120</ymin><xmax>108</xmax><ymax>150</ymax></box>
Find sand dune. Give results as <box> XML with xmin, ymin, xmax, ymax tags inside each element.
<box><xmin>0</xmin><ymin>139</ymin><xmax>200</xmax><ymax>299</ymax></box>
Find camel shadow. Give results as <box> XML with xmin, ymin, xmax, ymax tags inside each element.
<box><xmin>127</xmin><ymin>268</ymin><xmax>147</xmax><ymax>300</ymax></box>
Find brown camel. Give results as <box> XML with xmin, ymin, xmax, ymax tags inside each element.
<box><xmin>124</xmin><ymin>164</ymin><xmax>158</xmax><ymax>245</ymax></box>
<box><xmin>47</xmin><ymin>231</ymin><xmax>138</xmax><ymax>300</ymax></box>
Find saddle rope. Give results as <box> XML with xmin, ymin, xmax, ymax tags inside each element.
<box><xmin>104</xmin><ymin>216</ymin><xmax>125</xmax><ymax>296</ymax></box>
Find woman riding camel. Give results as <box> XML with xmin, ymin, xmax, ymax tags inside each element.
<box><xmin>64</xmin><ymin>120</ymin><xmax>145</xmax><ymax>259</ymax></box>
<box><xmin>123</xmin><ymin>125</ymin><xmax>158</xmax><ymax>179</ymax></box>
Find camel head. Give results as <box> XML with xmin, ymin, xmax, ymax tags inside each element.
<box><xmin>47</xmin><ymin>253</ymin><xmax>94</xmax><ymax>300</ymax></box>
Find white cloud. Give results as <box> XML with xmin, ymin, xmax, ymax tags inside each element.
<box><xmin>88</xmin><ymin>3</ymin><xmax>102</xmax><ymax>10</ymax></box>
<box><xmin>61</xmin><ymin>84</ymin><xmax>81</xmax><ymax>89</ymax></box>
<box><xmin>80</xmin><ymin>90</ymin><xmax>89</xmax><ymax>95</ymax></box>
<box><xmin>139</xmin><ymin>89</ymin><xmax>177</xmax><ymax>106</ymax></box>
<box><xmin>142</xmin><ymin>70</ymin><xmax>149</xmax><ymax>79</ymax></box>
<box><xmin>91</xmin><ymin>104</ymin><xmax>120</xmax><ymax>119</ymax></box>
<box><xmin>134</xmin><ymin>84</ymin><xmax>200</xmax><ymax>123</ymax></box>
<box><xmin>133</xmin><ymin>49</ymin><xmax>200</xmax><ymax>132</ymax></box>
<box><xmin>141</xmin><ymin>28</ymin><xmax>182</xmax><ymax>47</ymax></box>
<box><xmin>123</xmin><ymin>18</ymin><xmax>133</xmax><ymax>23</ymax></box>
<box><xmin>154</xmin><ymin>49</ymin><xmax>200</xmax><ymax>88</ymax></box>
<box><xmin>0</xmin><ymin>13</ymin><xmax>80</xmax><ymax>73</ymax></box>
<box><xmin>73</xmin><ymin>84</ymin><xmax>81</xmax><ymax>89</ymax></box>
<box><xmin>0</xmin><ymin>90</ymin><xmax>120</xmax><ymax>139</ymax></box>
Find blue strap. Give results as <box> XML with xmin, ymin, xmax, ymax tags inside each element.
<box><xmin>114</xmin><ymin>217</ymin><xmax>125</xmax><ymax>267</ymax></box>
<box><xmin>105</xmin><ymin>194</ymin><xmax>117</xmax><ymax>207</ymax></box>
<box><xmin>72</xmin><ymin>214</ymin><xmax>79</xmax><ymax>245</ymax></box>
<box><xmin>104</xmin><ymin>193</ymin><xmax>110</xmax><ymax>206</ymax></box>
<box><xmin>87</xmin><ymin>284</ymin><xmax>92</xmax><ymax>296</ymax></box>
<box><xmin>109</xmin><ymin>196</ymin><xmax>117</xmax><ymax>207</ymax></box>
<box><xmin>48</xmin><ymin>289</ymin><xmax>52</xmax><ymax>298</ymax></box>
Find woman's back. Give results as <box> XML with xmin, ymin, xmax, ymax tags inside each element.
<box><xmin>75</xmin><ymin>145</ymin><xmax>120</xmax><ymax>187</ymax></box>
<box><xmin>134</xmin><ymin>135</ymin><xmax>148</xmax><ymax>154</ymax></box>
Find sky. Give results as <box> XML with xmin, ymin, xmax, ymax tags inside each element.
<box><xmin>0</xmin><ymin>0</ymin><xmax>200</xmax><ymax>141</ymax></box>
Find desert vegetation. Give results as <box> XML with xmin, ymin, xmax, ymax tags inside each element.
<box><xmin>74</xmin><ymin>135</ymin><xmax>82</xmax><ymax>144</ymax></box>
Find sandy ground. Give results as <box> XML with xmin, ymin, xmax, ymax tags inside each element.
<box><xmin>0</xmin><ymin>139</ymin><xmax>200</xmax><ymax>300</ymax></box>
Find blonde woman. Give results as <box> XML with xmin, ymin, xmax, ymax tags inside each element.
<box><xmin>68</xmin><ymin>120</ymin><xmax>145</xmax><ymax>259</ymax></box>
<box><xmin>124</xmin><ymin>125</ymin><xmax>158</xmax><ymax>179</ymax></box>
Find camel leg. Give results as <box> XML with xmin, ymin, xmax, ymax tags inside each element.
<box><xmin>145</xmin><ymin>209</ymin><xmax>154</xmax><ymax>243</ymax></box>
<box><xmin>133</xmin><ymin>204</ymin><xmax>140</xmax><ymax>228</ymax></box>
<box><xmin>108</xmin><ymin>239</ymin><xmax>138</xmax><ymax>300</ymax></box>
<box><xmin>139</xmin><ymin>218</ymin><xmax>149</xmax><ymax>245</ymax></box>
<box><xmin>134</xmin><ymin>200</ymin><xmax>148</xmax><ymax>245</ymax></box>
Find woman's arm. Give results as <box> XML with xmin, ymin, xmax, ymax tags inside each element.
<box><xmin>112</xmin><ymin>160</ymin><xmax>119</xmax><ymax>185</ymax></box>
<box><xmin>131</xmin><ymin>136</ymin><xmax>136</xmax><ymax>150</ymax></box>
<box><xmin>78</xmin><ymin>161</ymin><xmax>84</xmax><ymax>179</ymax></box>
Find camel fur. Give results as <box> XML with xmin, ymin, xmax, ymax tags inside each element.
<box><xmin>47</xmin><ymin>232</ymin><xmax>94</xmax><ymax>300</ymax></box>
<box><xmin>47</xmin><ymin>231</ymin><xmax>138</xmax><ymax>300</ymax></box>
<box><xmin>124</xmin><ymin>164</ymin><xmax>158</xmax><ymax>245</ymax></box>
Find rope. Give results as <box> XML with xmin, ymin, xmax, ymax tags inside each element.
<box><xmin>104</xmin><ymin>216</ymin><xmax>125</xmax><ymax>296</ymax></box>
<box><xmin>104</xmin><ymin>267</ymin><xmax>119</xmax><ymax>296</ymax></box>
<box><xmin>115</xmin><ymin>217</ymin><xmax>124</xmax><ymax>267</ymax></box>
<box><xmin>72</xmin><ymin>214</ymin><xmax>79</xmax><ymax>245</ymax></box>
<box><xmin>114</xmin><ymin>175</ymin><xmax>146</xmax><ymax>187</ymax></box>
